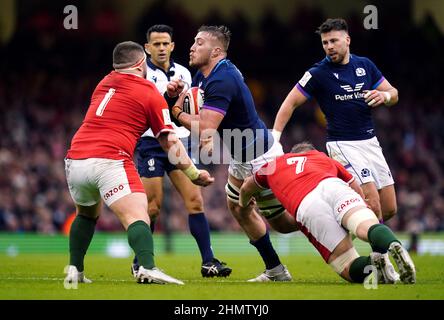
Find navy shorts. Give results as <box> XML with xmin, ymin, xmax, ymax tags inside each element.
<box><xmin>136</xmin><ymin>137</ymin><xmax>199</xmax><ymax>178</ymax></box>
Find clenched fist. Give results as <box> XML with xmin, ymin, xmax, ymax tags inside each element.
<box><xmin>166</xmin><ymin>79</ymin><xmax>185</xmax><ymax>98</ymax></box>
<box><xmin>192</xmin><ymin>170</ymin><xmax>215</xmax><ymax>187</ymax></box>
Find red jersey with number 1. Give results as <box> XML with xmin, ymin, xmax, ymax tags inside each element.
<box><xmin>66</xmin><ymin>71</ymin><xmax>174</xmax><ymax>160</ymax></box>
<box><xmin>254</xmin><ymin>150</ymin><xmax>354</xmax><ymax>216</ymax></box>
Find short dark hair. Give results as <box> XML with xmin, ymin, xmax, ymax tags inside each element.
<box><xmin>316</xmin><ymin>18</ymin><xmax>349</xmax><ymax>35</ymax></box>
<box><xmin>290</xmin><ymin>142</ymin><xmax>316</xmax><ymax>154</ymax></box>
<box><xmin>146</xmin><ymin>24</ymin><xmax>173</xmax><ymax>41</ymax></box>
<box><xmin>198</xmin><ymin>25</ymin><xmax>231</xmax><ymax>52</ymax></box>
<box><xmin>112</xmin><ymin>41</ymin><xmax>144</xmax><ymax>69</ymax></box>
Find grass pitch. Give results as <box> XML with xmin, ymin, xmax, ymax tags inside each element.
<box><xmin>1</xmin><ymin>253</ymin><xmax>443</xmax><ymax>300</ymax></box>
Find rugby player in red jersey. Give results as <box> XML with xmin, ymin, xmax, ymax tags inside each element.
<box><xmin>240</xmin><ymin>142</ymin><xmax>415</xmax><ymax>284</ymax></box>
<box><xmin>64</xmin><ymin>41</ymin><xmax>213</xmax><ymax>285</ymax></box>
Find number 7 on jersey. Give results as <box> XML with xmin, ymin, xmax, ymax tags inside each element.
<box><xmin>286</xmin><ymin>156</ymin><xmax>307</xmax><ymax>174</ymax></box>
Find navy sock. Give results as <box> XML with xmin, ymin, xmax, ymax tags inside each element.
<box><xmin>188</xmin><ymin>213</ymin><xmax>214</xmax><ymax>263</ymax></box>
<box><xmin>250</xmin><ymin>231</ymin><xmax>281</xmax><ymax>270</ymax></box>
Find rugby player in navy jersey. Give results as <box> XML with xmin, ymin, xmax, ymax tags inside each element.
<box><xmin>171</xmin><ymin>25</ymin><xmax>297</xmax><ymax>282</ymax></box>
<box><xmin>132</xmin><ymin>25</ymin><xmax>232</xmax><ymax>278</ymax></box>
<box><xmin>273</xmin><ymin>18</ymin><xmax>399</xmax><ymax>276</ymax></box>
<box><xmin>273</xmin><ymin>18</ymin><xmax>398</xmax><ymax>223</ymax></box>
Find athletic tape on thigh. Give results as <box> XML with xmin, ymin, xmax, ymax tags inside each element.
<box><xmin>346</xmin><ymin>208</ymin><xmax>378</xmax><ymax>236</ymax></box>
<box><xmin>329</xmin><ymin>247</ymin><xmax>360</xmax><ymax>274</ymax></box>
<box><xmin>225</xmin><ymin>180</ymin><xmax>240</xmax><ymax>203</ymax></box>
<box><xmin>256</xmin><ymin>189</ymin><xmax>285</xmax><ymax>220</ymax></box>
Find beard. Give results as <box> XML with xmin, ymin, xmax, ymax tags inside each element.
<box><xmin>335</xmin><ymin>53</ymin><xmax>345</xmax><ymax>64</ymax></box>
<box><xmin>189</xmin><ymin>58</ymin><xmax>201</xmax><ymax>68</ymax></box>
<box><xmin>189</xmin><ymin>52</ymin><xmax>211</xmax><ymax>69</ymax></box>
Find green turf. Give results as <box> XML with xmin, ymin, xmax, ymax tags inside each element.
<box><xmin>0</xmin><ymin>253</ymin><xmax>443</xmax><ymax>300</ymax></box>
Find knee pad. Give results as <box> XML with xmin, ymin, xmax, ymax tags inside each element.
<box><xmin>346</xmin><ymin>208</ymin><xmax>379</xmax><ymax>236</ymax></box>
<box><xmin>256</xmin><ymin>189</ymin><xmax>285</xmax><ymax>220</ymax></box>
<box><xmin>225</xmin><ymin>180</ymin><xmax>240</xmax><ymax>203</ymax></box>
<box><xmin>329</xmin><ymin>247</ymin><xmax>360</xmax><ymax>274</ymax></box>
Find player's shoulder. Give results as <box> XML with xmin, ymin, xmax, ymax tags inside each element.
<box><xmin>108</xmin><ymin>71</ymin><xmax>154</xmax><ymax>89</ymax></box>
<box><xmin>351</xmin><ymin>54</ymin><xmax>376</xmax><ymax>66</ymax></box>
<box><xmin>306</xmin><ymin>57</ymin><xmax>330</xmax><ymax>77</ymax></box>
<box><xmin>211</xmin><ymin>59</ymin><xmax>241</xmax><ymax>83</ymax></box>
<box><xmin>135</xmin><ymin>76</ymin><xmax>162</xmax><ymax>98</ymax></box>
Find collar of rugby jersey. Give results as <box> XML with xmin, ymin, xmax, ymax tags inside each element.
<box><xmin>147</xmin><ymin>58</ymin><xmax>176</xmax><ymax>80</ymax></box>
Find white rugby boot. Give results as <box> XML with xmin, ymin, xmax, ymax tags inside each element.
<box><xmin>136</xmin><ymin>266</ymin><xmax>184</xmax><ymax>285</ymax></box>
<box><xmin>248</xmin><ymin>264</ymin><xmax>292</xmax><ymax>282</ymax></box>
<box><xmin>65</xmin><ymin>265</ymin><xmax>92</xmax><ymax>284</ymax></box>
<box><xmin>370</xmin><ymin>252</ymin><xmax>400</xmax><ymax>284</ymax></box>
<box><xmin>388</xmin><ymin>242</ymin><xmax>416</xmax><ymax>284</ymax></box>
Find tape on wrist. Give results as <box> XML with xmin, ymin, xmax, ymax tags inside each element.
<box><xmin>383</xmin><ymin>91</ymin><xmax>391</xmax><ymax>105</ymax></box>
<box><xmin>176</xmin><ymin>111</ymin><xmax>184</xmax><ymax>120</ymax></box>
<box><xmin>183</xmin><ymin>164</ymin><xmax>200</xmax><ymax>181</ymax></box>
<box><xmin>271</xmin><ymin>130</ymin><xmax>282</xmax><ymax>142</ymax></box>
<box><xmin>172</xmin><ymin>105</ymin><xmax>182</xmax><ymax>118</ymax></box>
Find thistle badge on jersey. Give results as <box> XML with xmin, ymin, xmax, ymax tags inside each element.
<box><xmin>148</xmin><ymin>158</ymin><xmax>155</xmax><ymax>171</ymax></box>
<box><xmin>182</xmin><ymin>87</ymin><xmax>204</xmax><ymax>115</ymax></box>
<box><xmin>361</xmin><ymin>168</ymin><xmax>371</xmax><ymax>178</ymax></box>
<box><xmin>356</xmin><ymin>68</ymin><xmax>366</xmax><ymax>76</ymax></box>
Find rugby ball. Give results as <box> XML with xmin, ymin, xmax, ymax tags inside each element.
<box><xmin>182</xmin><ymin>87</ymin><xmax>204</xmax><ymax>115</ymax></box>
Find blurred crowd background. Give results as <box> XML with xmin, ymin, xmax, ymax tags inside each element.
<box><xmin>0</xmin><ymin>0</ymin><xmax>443</xmax><ymax>234</ymax></box>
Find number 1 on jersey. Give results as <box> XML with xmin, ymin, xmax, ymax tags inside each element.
<box><xmin>287</xmin><ymin>156</ymin><xmax>307</xmax><ymax>174</ymax></box>
<box><xmin>96</xmin><ymin>88</ymin><xmax>115</xmax><ymax>116</ymax></box>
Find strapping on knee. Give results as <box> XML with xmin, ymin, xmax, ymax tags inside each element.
<box><xmin>329</xmin><ymin>247</ymin><xmax>360</xmax><ymax>274</ymax></box>
<box><xmin>225</xmin><ymin>180</ymin><xmax>240</xmax><ymax>203</ymax></box>
<box><xmin>345</xmin><ymin>208</ymin><xmax>379</xmax><ymax>236</ymax></box>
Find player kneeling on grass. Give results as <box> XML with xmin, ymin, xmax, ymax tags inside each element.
<box><xmin>239</xmin><ymin>142</ymin><xmax>416</xmax><ymax>284</ymax></box>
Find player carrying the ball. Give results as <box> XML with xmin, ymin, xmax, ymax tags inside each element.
<box><xmin>171</xmin><ymin>25</ymin><xmax>298</xmax><ymax>282</ymax></box>
<box><xmin>132</xmin><ymin>24</ymin><xmax>232</xmax><ymax>279</ymax></box>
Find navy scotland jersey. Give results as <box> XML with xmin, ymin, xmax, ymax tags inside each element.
<box><xmin>192</xmin><ymin>59</ymin><xmax>273</xmax><ymax>161</ymax></box>
<box><xmin>296</xmin><ymin>54</ymin><xmax>384</xmax><ymax>141</ymax></box>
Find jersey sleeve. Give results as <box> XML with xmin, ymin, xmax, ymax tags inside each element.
<box><xmin>366</xmin><ymin>58</ymin><xmax>384</xmax><ymax>89</ymax></box>
<box><xmin>146</xmin><ymin>90</ymin><xmax>174</xmax><ymax>138</ymax></box>
<box><xmin>295</xmin><ymin>67</ymin><xmax>317</xmax><ymax>99</ymax></box>
<box><xmin>201</xmin><ymin>77</ymin><xmax>235</xmax><ymax>116</ymax></box>
<box><xmin>332</xmin><ymin>159</ymin><xmax>354</xmax><ymax>184</ymax></box>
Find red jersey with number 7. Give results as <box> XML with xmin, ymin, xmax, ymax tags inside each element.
<box><xmin>254</xmin><ymin>150</ymin><xmax>354</xmax><ymax>215</ymax></box>
<box><xmin>66</xmin><ymin>71</ymin><xmax>174</xmax><ymax>160</ymax></box>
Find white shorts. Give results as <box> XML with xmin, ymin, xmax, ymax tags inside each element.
<box><xmin>228</xmin><ymin>140</ymin><xmax>284</xmax><ymax>180</ymax></box>
<box><xmin>65</xmin><ymin>158</ymin><xmax>145</xmax><ymax>207</ymax></box>
<box><xmin>326</xmin><ymin>137</ymin><xmax>394</xmax><ymax>189</ymax></box>
<box><xmin>296</xmin><ymin>178</ymin><xmax>367</xmax><ymax>262</ymax></box>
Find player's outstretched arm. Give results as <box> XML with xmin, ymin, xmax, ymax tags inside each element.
<box><xmin>157</xmin><ymin>132</ymin><xmax>214</xmax><ymax>187</ymax></box>
<box><xmin>273</xmin><ymin>86</ymin><xmax>308</xmax><ymax>141</ymax></box>
<box><xmin>239</xmin><ymin>176</ymin><xmax>261</xmax><ymax>208</ymax></box>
